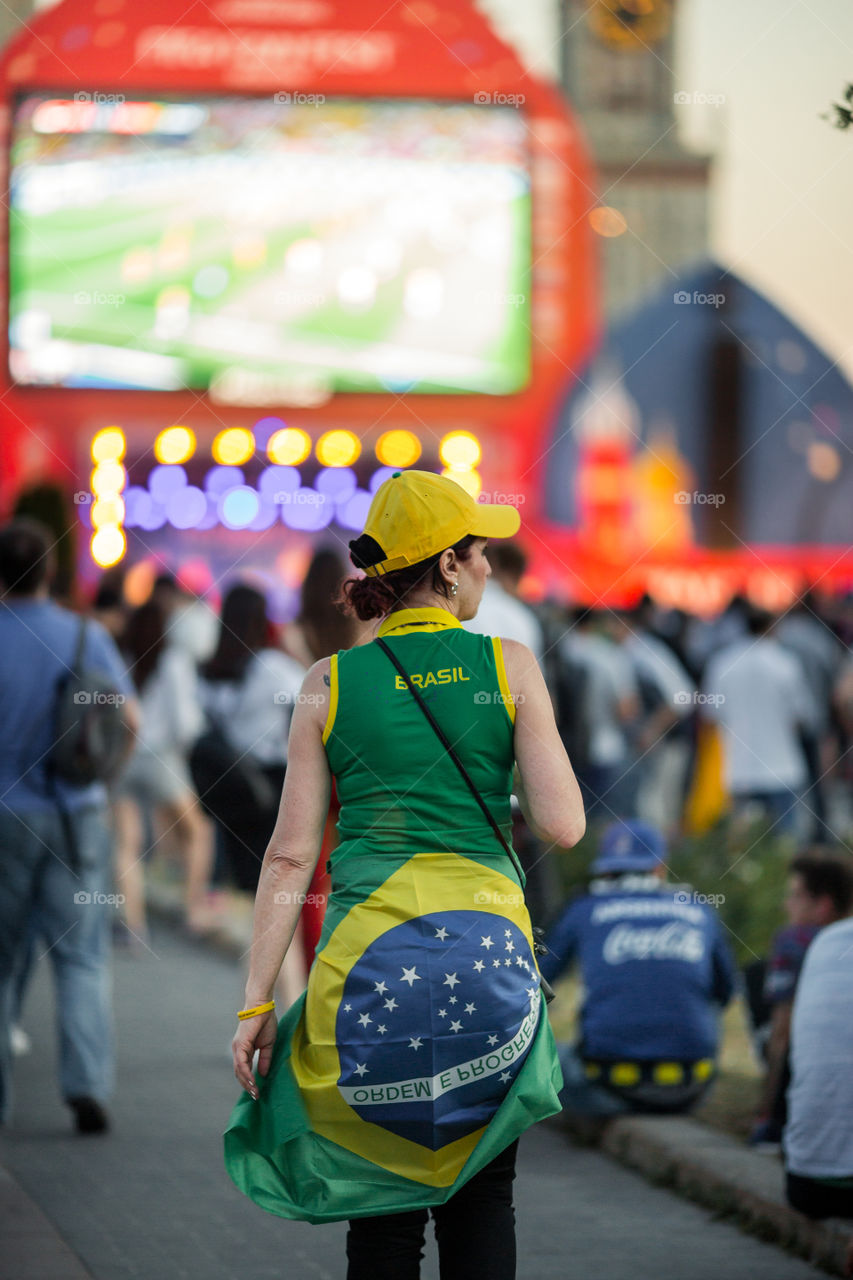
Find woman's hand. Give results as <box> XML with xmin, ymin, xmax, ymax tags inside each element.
<box><xmin>232</xmin><ymin>1010</ymin><xmax>278</xmax><ymax>1100</ymax></box>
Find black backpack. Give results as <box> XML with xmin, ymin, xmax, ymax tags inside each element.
<box><xmin>51</xmin><ymin>618</ymin><xmax>127</xmax><ymax>786</ymax></box>
<box><xmin>189</xmin><ymin>714</ymin><xmax>277</xmax><ymax>827</ymax></box>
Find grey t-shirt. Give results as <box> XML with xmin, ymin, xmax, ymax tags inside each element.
<box><xmin>785</xmin><ymin>917</ymin><xmax>853</xmax><ymax>1179</ymax></box>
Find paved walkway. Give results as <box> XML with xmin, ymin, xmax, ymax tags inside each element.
<box><xmin>0</xmin><ymin>921</ymin><xmax>824</xmax><ymax>1280</ymax></box>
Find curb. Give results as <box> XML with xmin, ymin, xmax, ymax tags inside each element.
<box><xmin>555</xmin><ymin>1111</ymin><xmax>853</xmax><ymax>1276</ymax></box>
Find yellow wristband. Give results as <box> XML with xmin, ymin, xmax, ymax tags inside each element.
<box><xmin>237</xmin><ymin>1000</ymin><xmax>276</xmax><ymax>1021</ymax></box>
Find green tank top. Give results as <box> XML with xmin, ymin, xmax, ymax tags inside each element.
<box><xmin>323</xmin><ymin>606</ymin><xmax>517</xmax><ymax>867</ymax></box>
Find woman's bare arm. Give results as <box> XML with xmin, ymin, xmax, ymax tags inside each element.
<box><xmin>503</xmin><ymin>638</ymin><xmax>586</xmax><ymax>849</ymax></box>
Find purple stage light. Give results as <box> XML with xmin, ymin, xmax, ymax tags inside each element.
<box><xmin>205</xmin><ymin>465</ymin><xmax>244</xmax><ymax>495</ymax></box>
<box><xmin>337</xmin><ymin>489</ymin><xmax>373</xmax><ymax>530</ymax></box>
<box><xmin>369</xmin><ymin>466</ymin><xmax>398</xmax><ymax>492</ymax></box>
<box><xmin>167</xmin><ymin>485</ymin><xmax>207</xmax><ymax>530</ymax></box>
<box><xmin>281</xmin><ymin>489</ymin><xmax>332</xmax><ymax>531</ymax></box>
<box><xmin>149</xmin><ymin>464</ymin><xmax>187</xmax><ymax>503</ymax></box>
<box><xmin>316</xmin><ymin>466</ymin><xmax>357</xmax><ymax>500</ymax></box>
<box><xmin>252</xmin><ymin>416</ymin><xmax>287</xmax><ymax>449</ymax></box>
<box><xmin>258</xmin><ymin>465</ymin><xmax>300</xmax><ymax>500</ymax></box>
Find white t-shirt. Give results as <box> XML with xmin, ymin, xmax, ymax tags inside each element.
<box><xmin>130</xmin><ymin>646</ymin><xmax>204</xmax><ymax>758</ymax></box>
<box><xmin>701</xmin><ymin>636</ymin><xmax>812</xmax><ymax>792</ymax></box>
<box><xmin>463</xmin><ymin>580</ymin><xmax>544</xmax><ymax>667</ymax></box>
<box><xmin>559</xmin><ymin>631</ymin><xmax>638</xmax><ymax>766</ymax></box>
<box><xmin>199</xmin><ymin>649</ymin><xmax>306</xmax><ymax>767</ymax></box>
<box><xmin>785</xmin><ymin>917</ymin><xmax>853</xmax><ymax>1178</ymax></box>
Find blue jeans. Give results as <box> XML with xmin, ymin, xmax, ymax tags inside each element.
<box><xmin>0</xmin><ymin>806</ymin><xmax>115</xmax><ymax>1122</ymax></box>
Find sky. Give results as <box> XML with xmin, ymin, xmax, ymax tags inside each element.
<box><xmin>678</xmin><ymin>0</ymin><xmax>853</xmax><ymax>380</ymax></box>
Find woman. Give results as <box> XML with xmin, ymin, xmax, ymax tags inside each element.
<box><xmin>114</xmin><ymin>600</ymin><xmax>212</xmax><ymax>939</ymax></box>
<box><xmin>226</xmin><ymin>471</ymin><xmax>586</xmax><ymax>1279</ymax></box>
<box><xmin>197</xmin><ymin>583</ymin><xmax>306</xmax><ymax>894</ymax></box>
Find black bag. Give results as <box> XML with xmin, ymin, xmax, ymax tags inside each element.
<box><xmin>376</xmin><ymin>637</ymin><xmax>556</xmax><ymax>1003</ymax></box>
<box><xmin>51</xmin><ymin>618</ymin><xmax>127</xmax><ymax>786</ymax></box>
<box><xmin>189</xmin><ymin>718</ymin><xmax>277</xmax><ymax>826</ymax></box>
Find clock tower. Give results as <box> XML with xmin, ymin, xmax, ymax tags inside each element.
<box><xmin>562</xmin><ymin>0</ymin><xmax>711</xmax><ymax>319</ymax></box>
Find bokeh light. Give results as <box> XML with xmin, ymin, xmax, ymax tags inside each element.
<box><xmin>91</xmin><ymin>525</ymin><xmax>126</xmax><ymax>568</ymax></box>
<box><xmin>220</xmin><ymin>486</ymin><xmax>260</xmax><ymax>529</ymax></box>
<box><xmin>167</xmin><ymin>486</ymin><xmax>207</xmax><ymax>529</ymax></box>
<box><xmin>316</xmin><ymin>467</ymin><xmax>357</xmax><ymax>500</ymax></box>
<box><xmin>316</xmin><ymin>429</ymin><xmax>361</xmax><ymax>467</ymax></box>
<box><xmin>337</xmin><ymin>489</ymin><xmax>374</xmax><ymax>531</ymax></box>
<box><xmin>91</xmin><ymin>426</ymin><xmax>126</xmax><ymax>463</ymax></box>
<box><xmin>205</xmin><ymin>465</ymin><xmax>244</xmax><ymax>495</ymax></box>
<box><xmin>439</xmin><ymin>431</ymin><xmax>481</xmax><ymax>470</ymax></box>
<box><xmin>281</xmin><ymin>489</ymin><xmax>332</xmax><ymax>531</ymax></box>
<box><xmin>212</xmin><ymin>427</ymin><xmax>255</xmax><ymax>466</ymax></box>
<box><xmin>370</xmin><ymin>466</ymin><xmax>398</xmax><ymax>492</ymax></box>
<box><xmin>268</xmin><ymin>427</ymin><xmax>311</xmax><ymax>465</ymax></box>
<box><xmin>148</xmin><ymin>464</ymin><xmax>187</xmax><ymax>503</ymax></box>
<box><xmin>589</xmin><ymin>206</ymin><xmax>628</xmax><ymax>238</ymax></box>
<box><xmin>258</xmin><ymin>465</ymin><xmax>300</xmax><ymax>500</ymax></box>
<box><xmin>154</xmin><ymin>425</ymin><xmax>196</xmax><ymax>465</ymax></box>
<box><xmin>90</xmin><ymin>461</ymin><xmax>126</xmax><ymax>497</ymax></box>
<box><xmin>91</xmin><ymin>496</ymin><xmax>125</xmax><ymax>528</ymax></box>
<box><xmin>376</xmin><ymin>429</ymin><xmax>422</xmax><ymax>468</ymax></box>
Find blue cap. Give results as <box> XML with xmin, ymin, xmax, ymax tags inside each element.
<box><xmin>590</xmin><ymin>820</ymin><xmax>666</xmax><ymax>876</ymax></box>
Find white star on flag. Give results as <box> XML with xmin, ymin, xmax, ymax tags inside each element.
<box><xmin>354</xmin><ymin>1063</ymin><xmax>368</xmax><ymax>1077</ymax></box>
<box><xmin>435</xmin><ymin>926</ymin><xmax>449</xmax><ymax>941</ymax></box>
<box><xmin>505</xmin><ymin>940</ymin><xmax>515</xmax><ymax>953</ymax></box>
<box><xmin>492</xmin><ymin>959</ymin><xmax>501</xmax><ymax>968</ymax></box>
<box><xmin>500</xmin><ymin>1071</ymin><xmax>511</xmax><ymax>1083</ymax></box>
<box><xmin>443</xmin><ymin>973</ymin><xmax>460</xmax><ymax>989</ymax></box>
<box><xmin>383</xmin><ymin>997</ymin><xmax>398</xmax><ymax>1011</ymax></box>
<box><xmin>504</xmin><ymin>959</ymin><xmax>511</xmax><ymax>967</ymax></box>
<box><xmin>480</xmin><ymin>936</ymin><xmax>494</xmax><ymax>950</ymax></box>
<box><xmin>450</xmin><ymin>1021</ymin><xmax>463</xmax><ymax>1033</ymax></box>
<box><xmin>377</xmin><ymin>1024</ymin><xmax>387</xmax><ymax>1034</ymax></box>
<box><xmin>343</xmin><ymin>1003</ymin><xmax>352</xmax><ymax>1012</ymax></box>
<box><xmin>505</xmin><ymin>930</ymin><xmax>512</xmax><ymax>937</ymax></box>
<box><xmin>473</xmin><ymin>960</ymin><xmax>485</xmax><ymax>972</ymax></box>
<box><xmin>465</xmin><ymin>1002</ymin><xmax>476</xmax><ymax>1015</ymax></box>
<box><xmin>401</xmin><ymin>966</ymin><xmax>421</xmax><ymax>987</ymax></box>
<box><xmin>358</xmin><ymin>1013</ymin><xmax>372</xmax><ymax>1028</ymax></box>
<box><xmin>374</xmin><ymin>980</ymin><xmax>388</xmax><ymax>995</ymax></box>
<box><xmin>438</xmin><ymin>1008</ymin><xmax>448</xmax><ymax>1018</ymax></box>
<box><xmin>409</xmin><ymin>1037</ymin><xmax>423</xmax><ymax>1050</ymax></box>
<box><xmin>487</xmin><ymin>1034</ymin><xmax>499</xmax><ymax>1046</ymax></box>
<box><xmin>449</xmin><ymin>996</ymin><xmax>458</xmax><ymax>1005</ymax></box>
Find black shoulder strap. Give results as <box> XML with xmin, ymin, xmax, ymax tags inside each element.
<box><xmin>375</xmin><ymin>636</ymin><xmax>524</xmax><ymax>882</ymax></box>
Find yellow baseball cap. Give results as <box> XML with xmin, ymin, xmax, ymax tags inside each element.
<box><xmin>350</xmin><ymin>470</ymin><xmax>521</xmax><ymax>578</ymax></box>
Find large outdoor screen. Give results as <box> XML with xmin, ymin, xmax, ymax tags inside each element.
<box><xmin>8</xmin><ymin>94</ymin><xmax>531</xmax><ymax>397</ymax></box>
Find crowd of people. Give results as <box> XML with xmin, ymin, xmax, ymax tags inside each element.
<box><xmin>1</xmin><ymin>513</ymin><xmax>852</xmax><ymax>1223</ymax></box>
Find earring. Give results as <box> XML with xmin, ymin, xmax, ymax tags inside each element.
<box><xmin>450</xmin><ymin>582</ymin><xmax>458</xmax><ymax>595</ymax></box>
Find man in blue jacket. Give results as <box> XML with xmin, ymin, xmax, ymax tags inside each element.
<box><xmin>541</xmin><ymin>820</ymin><xmax>737</xmax><ymax>1115</ymax></box>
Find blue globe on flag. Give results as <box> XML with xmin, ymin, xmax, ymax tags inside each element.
<box><xmin>335</xmin><ymin>911</ymin><xmax>541</xmax><ymax>1149</ymax></box>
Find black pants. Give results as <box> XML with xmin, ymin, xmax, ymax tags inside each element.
<box><xmin>346</xmin><ymin>1140</ymin><xmax>519</xmax><ymax>1280</ymax></box>
<box><xmin>787</xmin><ymin>1171</ymin><xmax>853</xmax><ymax>1219</ymax></box>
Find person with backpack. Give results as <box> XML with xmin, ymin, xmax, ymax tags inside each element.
<box><xmin>113</xmin><ymin>599</ymin><xmax>213</xmax><ymax>944</ymax></box>
<box><xmin>195</xmin><ymin>584</ymin><xmax>306</xmax><ymax>895</ymax></box>
<box><xmin>0</xmin><ymin>519</ymin><xmax>139</xmax><ymax>1133</ymax></box>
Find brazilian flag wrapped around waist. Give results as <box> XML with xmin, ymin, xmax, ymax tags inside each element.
<box><xmin>223</xmin><ymin>849</ymin><xmax>563</xmax><ymax>1223</ymax></box>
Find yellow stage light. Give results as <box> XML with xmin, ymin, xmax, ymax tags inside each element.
<box><xmin>91</xmin><ymin>525</ymin><xmax>126</xmax><ymax>568</ymax></box>
<box><xmin>267</xmin><ymin>427</ymin><xmax>311</xmax><ymax>465</ymax></box>
<box><xmin>442</xmin><ymin>467</ymin><xmax>482</xmax><ymax>498</ymax></box>
<box><xmin>376</xmin><ymin>430</ymin><xmax>422</xmax><ymax>468</ymax></box>
<box><xmin>316</xmin><ymin>430</ymin><xmax>361</xmax><ymax>467</ymax></box>
<box><xmin>91</xmin><ymin>496</ymin><xmax>126</xmax><ymax>529</ymax></box>
<box><xmin>91</xmin><ymin>461</ymin><xmax>126</xmax><ymax>497</ymax></box>
<box><xmin>439</xmin><ymin>431</ymin><xmax>481</xmax><ymax>470</ymax></box>
<box><xmin>154</xmin><ymin>425</ymin><xmax>196</xmax><ymax>465</ymax></box>
<box><xmin>212</xmin><ymin>427</ymin><xmax>255</xmax><ymax>465</ymax></box>
<box><xmin>91</xmin><ymin>427</ymin><xmax>126</xmax><ymax>464</ymax></box>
